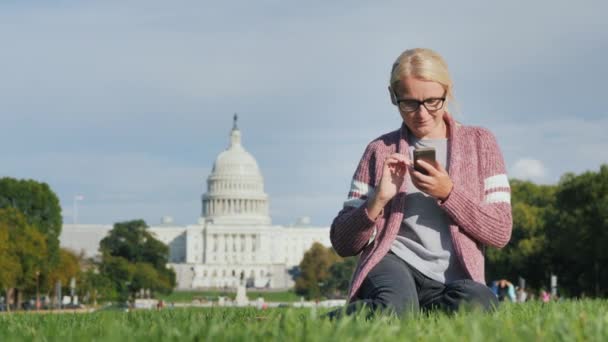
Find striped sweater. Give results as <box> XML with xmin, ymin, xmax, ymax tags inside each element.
<box><xmin>330</xmin><ymin>113</ymin><xmax>512</xmax><ymax>301</ymax></box>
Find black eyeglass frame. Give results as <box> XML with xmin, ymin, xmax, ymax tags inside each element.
<box><xmin>392</xmin><ymin>90</ymin><xmax>447</xmax><ymax>114</ymax></box>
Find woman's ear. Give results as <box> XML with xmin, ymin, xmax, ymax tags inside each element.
<box><xmin>388</xmin><ymin>86</ymin><xmax>397</xmax><ymax>105</ymax></box>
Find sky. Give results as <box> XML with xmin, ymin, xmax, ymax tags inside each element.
<box><xmin>1</xmin><ymin>0</ymin><xmax>606</xmax><ymax>227</ymax></box>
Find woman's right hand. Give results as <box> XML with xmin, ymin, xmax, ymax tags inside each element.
<box><xmin>367</xmin><ymin>153</ymin><xmax>410</xmax><ymax>219</ymax></box>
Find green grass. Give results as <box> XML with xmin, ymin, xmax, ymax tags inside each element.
<box><xmin>1</xmin><ymin>300</ymin><xmax>607</xmax><ymax>341</ymax></box>
<box><xmin>158</xmin><ymin>289</ymin><xmax>301</xmax><ymax>303</ymax></box>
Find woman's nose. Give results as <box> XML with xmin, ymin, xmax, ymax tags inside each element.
<box><xmin>414</xmin><ymin>105</ymin><xmax>430</xmax><ymax>118</ymax></box>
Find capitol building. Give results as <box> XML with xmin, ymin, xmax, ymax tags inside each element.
<box><xmin>60</xmin><ymin>117</ymin><xmax>331</xmax><ymax>289</ymax></box>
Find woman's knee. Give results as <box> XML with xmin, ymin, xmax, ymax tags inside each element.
<box><xmin>372</xmin><ymin>286</ymin><xmax>419</xmax><ymax>315</ymax></box>
<box><xmin>445</xmin><ymin>280</ymin><xmax>498</xmax><ymax>312</ymax></box>
<box><xmin>358</xmin><ymin>254</ymin><xmax>420</xmax><ymax>315</ymax></box>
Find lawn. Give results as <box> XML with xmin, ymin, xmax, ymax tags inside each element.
<box><xmin>158</xmin><ymin>289</ymin><xmax>301</xmax><ymax>303</ymax></box>
<box><xmin>0</xmin><ymin>300</ymin><xmax>607</xmax><ymax>341</ymax></box>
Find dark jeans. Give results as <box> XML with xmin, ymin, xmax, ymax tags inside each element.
<box><xmin>330</xmin><ymin>252</ymin><xmax>498</xmax><ymax>318</ymax></box>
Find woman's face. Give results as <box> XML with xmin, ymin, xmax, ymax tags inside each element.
<box><xmin>392</xmin><ymin>77</ymin><xmax>447</xmax><ymax>139</ymax></box>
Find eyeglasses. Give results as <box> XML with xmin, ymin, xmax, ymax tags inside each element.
<box><xmin>395</xmin><ymin>96</ymin><xmax>446</xmax><ymax>113</ymax></box>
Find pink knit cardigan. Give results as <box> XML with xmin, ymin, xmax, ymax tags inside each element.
<box><xmin>330</xmin><ymin>113</ymin><xmax>512</xmax><ymax>301</ymax></box>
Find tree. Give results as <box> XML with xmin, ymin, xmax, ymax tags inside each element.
<box><xmin>132</xmin><ymin>262</ymin><xmax>174</xmax><ymax>296</ymax></box>
<box><xmin>0</xmin><ymin>217</ymin><xmax>21</xmax><ymax>311</ymax></box>
<box><xmin>549</xmin><ymin>165</ymin><xmax>608</xmax><ymax>297</ymax></box>
<box><xmin>47</xmin><ymin>248</ymin><xmax>82</xmax><ymax>295</ymax></box>
<box><xmin>99</xmin><ymin>255</ymin><xmax>135</xmax><ymax>301</ymax></box>
<box><xmin>79</xmin><ymin>268</ymin><xmax>116</xmax><ymax>305</ymax></box>
<box><xmin>100</xmin><ymin>220</ymin><xmax>170</xmax><ymax>268</ymax></box>
<box><xmin>98</xmin><ymin>220</ymin><xmax>176</xmax><ymax>301</ymax></box>
<box><xmin>322</xmin><ymin>257</ymin><xmax>357</xmax><ymax>298</ymax></box>
<box><xmin>485</xmin><ymin>165</ymin><xmax>608</xmax><ymax>298</ymax></box>
<box><xmin>0</xmin><ymin>178</ymin><xmax>62</xmax><ymax>266</ymax></box>
<box><xmin>485</xmin><ymin>180</ymin><xmax>556</xmax><ymax>289</ymax></box>
<box><xmin>0</xmin><ymin>177</ymin><xmax>62</xmax><ymax>296</ymax></box>
<box><xmin>295</xmin><ymin>242</ymin><xmax>341</xmax><ymax>299</ymax></box>
<box><xmin>0</xmin><ymin>208</ymin><xmax>48</xmax><ymax>310</ymax></box>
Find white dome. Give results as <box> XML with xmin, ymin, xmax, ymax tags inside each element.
<box><xmin>211</xmin><ymin>130</ymin><xmax>262</xmax><ymax>179</ymax></box>
<box><xmin>201</xmin><ymin>117</ymin><xmax>271</xmax><ymax>225</ymax></box>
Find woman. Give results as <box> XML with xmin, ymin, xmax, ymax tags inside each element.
<box><xmin>329</xmin><ymin>48</ymin><xmax>512</xmax><ymax>317</ymax></box>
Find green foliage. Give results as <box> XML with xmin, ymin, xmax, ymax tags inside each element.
<box><xmin>486</xmin><ymin>180</ymin><xmax>556</xmax><ymax>289</ymax></box>
<box><xmin>0</xmin><ymin>177</ymin><xmax>62</xmax><ymax>291</ymax></box>
<box><xmin>549</xmin><ymin>165</ymin><xmax>608</xmax><ymax>297</ymax></box>
<box><xmin>0</xmin><ymin>214</ymin><xmax>21</xmax><ymax>290</ymax></box>
<box><xmin>1</xmin><ymin>301</ymin><xmax>608</xmax><ymax>341</ymax></box>
<box><xmin>47</xmin><ymin>249</ymin><xmax>81</xmax><ymax>291</ymax></box>
<box><xmin>99</xmin><ymin>255</ymin><xmax>134</xmax><ymax>301</ymax></box>
<box><xmin>98</xmin><ymin>220</ymin><xmax>176</xmax><ymax>301</ymax></box>
<box><xmin>100</xmin><ymin>220</ymin><xmax>170</xmax><ymax>268</ymax></box>
<box><xmin>79</xmin><ymin>268</ymin><xmax>117</xmax><ymax>303</ymax></box>
<box><xmin>487</xmin><ymin>165</ymin><xmax>608</xmax><ymax>297</ymax></box>
<box><xmin>0</xmin><ymin>177</ymin><xmax>62</xmax><ymax>270</ymax></box>
<box><xmin>322</xmin><ymin>257</ymin><xmax>357</xmax><ymax>298</ymax></box>
<box><xmin>0</xmin><ymin>208</ymin><xmax>48</xmax><ymax>291</ymax></box>
<box><xmin>294</xmin><ymin>242</ymin><xmax>341</xmax><ymax>299</ymax></box>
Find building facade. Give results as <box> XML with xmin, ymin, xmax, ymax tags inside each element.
<box><xmin>60</xmin><ymin>117</ymin><xmax>331</xmax><ymax>289</ymax></box>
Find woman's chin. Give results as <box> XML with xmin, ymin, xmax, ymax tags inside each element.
<box><xmin>409</xmin><ymin>121</ymin><xmax>445</xmax><ymax>139</ymax></box>
<box><xmin>411</xmin><ymin>126</ymin><xmax>431</xmax><ymax>138</ymax></box>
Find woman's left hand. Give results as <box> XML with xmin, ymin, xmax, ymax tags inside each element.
<box><xmin>410</xmin><ymin>159</ymin><xmax>453</xmax><ymax>201</ymax></box>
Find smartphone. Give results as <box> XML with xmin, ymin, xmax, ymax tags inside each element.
<box><xmin>413</xmin><ymin>147</ymin><xmax>436</xmax><ymax>175</ymax></box>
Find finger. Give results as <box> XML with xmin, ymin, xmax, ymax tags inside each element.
<box><xmin>416</xmin><ymin>159</ymin><xmax>439</xmax><ymax>176</ymax></box>
<box><xmin>410</xmin><ymin>172</ymin><xmax>431</xmax><ymax>192</ymax></box>
<box><xmin>390</xmin><ymin>153</ymin><xmax>411</xmax><ymax>165</ymax></box>
<box><xmin>410</xmin><ymin>169</ymin><xmax>434</xmax><ymax>185</ymax></box>
<box><xmin>386</xmin><ymin>156</ymin><xmax>404</xmax><ymax>163</ymax></box>
<box><xmin>433</xmin><ymin>160</ymin><xmax>447</xmax><ymax>173</ymax></box>
<box><xmin>386</xmin><ymin>157</ymin><xmax>408</xmax><ymax>170</ymax></box>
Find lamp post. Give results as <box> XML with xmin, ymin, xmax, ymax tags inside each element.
<box><xmin>35</xmin><ymin>271</ymin><xmax>40</xmax><ymax>311</ymax></box>
<box><xmin>73</xmin><ymin>195</ymin><xmax>84</xmax><ymax>224</ymax></box>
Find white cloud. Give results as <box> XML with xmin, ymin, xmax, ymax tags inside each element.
<box><xmin>510</xmin><ymin>159</ymin><xmax>547</xmax><ymax>182</ymax></box>
<box><xmin>487</xmin><ymin>117</ymin><xmax>608</xmax><ymax>183</ymax></box>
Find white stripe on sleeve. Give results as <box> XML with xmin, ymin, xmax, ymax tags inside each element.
<box><xmin>484</xmin><ymin>191</ymin><xmax>511</xmax><ymax>204</ymax></box>
<box><xmin>350</xmin><ymin>179</ymin><xmax>374</xmax><ymax>197</ymax></box>
<box><xmin>484</xmin><ymin>174</ymin><xmax>510</xmax><ymax>191</ymax></box>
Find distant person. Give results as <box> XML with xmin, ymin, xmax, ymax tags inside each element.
<box><xmin>516</xmin><ymin>287</ymin><xmax>528</xmax><ymax>302</ymax></box>
<box><xmin>506</xmin><ymin>280</ymin><xmax>516</xmax><ymax>302</ymax></box>
<box><xmin>496</xmin><ymin>279</ymin><xmax>516</xmax><ymax>302</ymax></box>
<box><xmin>489</xmin><ymin>280</ymin><xmax>499</xmax><ymax>297</ymax></box>
<box><xmin>328</xmin><ymin>48</ymin><xmax>512</xmax><ymax>318</ymax></box>
<box><xmin>540</xmin><ymin>289</ymin><xmax>551</xmax><ymax>303</ymax></box>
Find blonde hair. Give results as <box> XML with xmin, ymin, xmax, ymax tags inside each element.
<box><xmin>390</xmin><ymin>48</ymin><xmax>455</xmax><ymax>104</ymax></box>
